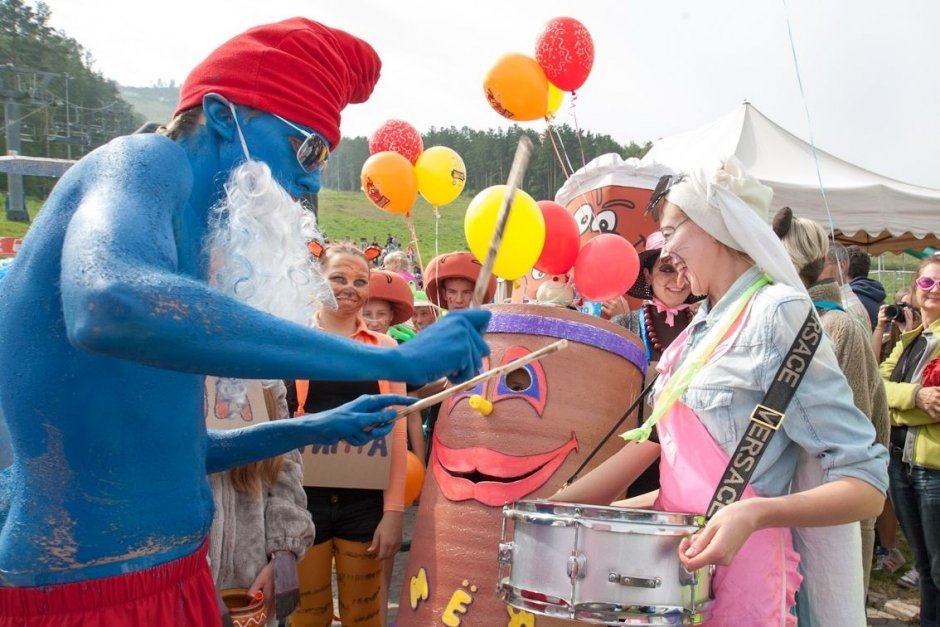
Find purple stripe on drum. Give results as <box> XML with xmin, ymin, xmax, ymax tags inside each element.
<box><xmin>488</xmin><ymin>313</ymin><xmax>647</xmax><ymax>375</ymax></box>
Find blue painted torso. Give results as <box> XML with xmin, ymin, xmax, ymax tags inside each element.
<box><xmin>0</xmin><ymin>134</ymin><xmax>213</xmax><ymax>585</ymax></box>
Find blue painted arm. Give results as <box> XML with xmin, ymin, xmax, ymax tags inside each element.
<box><xmin>59</xmin><ymin>136</ymin><xmax>490</xmax><ymax>385</ymax></box>
<box><xmin>206</xmin><ymin>394</ymin><xmax>413</xmax><ymax>474</ymax></box>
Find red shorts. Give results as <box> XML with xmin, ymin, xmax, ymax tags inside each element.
<box><xmin>0</xmin><ymin>540</ymin><xmax>220</xmax><ymax>627</ymax></box>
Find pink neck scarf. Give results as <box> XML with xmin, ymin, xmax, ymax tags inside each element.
<box><xmin>650</xmin><ymin>296</ymin><xmax>690</xmax><ymax>327</ymax></box>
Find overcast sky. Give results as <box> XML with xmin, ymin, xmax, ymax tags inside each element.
<box><xmin>39</xmin><ymin>0</ymin><xmax>940</xmax><ymax>188</ymax></box>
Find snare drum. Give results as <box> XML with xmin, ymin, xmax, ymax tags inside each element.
<box><xmin>498</xmin><ymin>500</ymin><xmax>714</xmax><ymax>625</ymax></box>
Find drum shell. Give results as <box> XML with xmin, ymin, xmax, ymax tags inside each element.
<box><xmin>499</xmin><ymin>501</ymin><xmax>713</xmax><ymax>623</ymax></box>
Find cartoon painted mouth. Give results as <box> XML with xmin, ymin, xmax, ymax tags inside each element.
<box><xmin>431</xmin><ymin>432</ymin><xmax>578</xmax><ymax>507</ymax></box>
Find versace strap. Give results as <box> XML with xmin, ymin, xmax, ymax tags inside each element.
<box><xmin>705</xmin><ymin>307</ymin><xmax>823</xmax><ymax>518</ymax></box>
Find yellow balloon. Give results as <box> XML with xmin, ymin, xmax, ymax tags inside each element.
<box><xmin>360</xmin><ymin>151</ymin><xmax>418</xmax><ymax>215</ymax></box>
<box><xmin>482</xmin><ymin>53</ymin><xmax>549</xmax><ymax>122</ymax></box>
<box><xmin>415</xmin><ymin>146</ymin><xmax>466</xmax><ymax>207</ymax></box>
<box><xmin>464</xmin><ymin>185</ymin><xmax>546</xmax><ymax>281</ymax></box>
<box><xmin>546</xmin><ymin>82</ymin><xmax>564</xmax><ymax>118</ymax></box>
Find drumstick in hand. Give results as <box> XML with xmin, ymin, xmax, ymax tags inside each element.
<box><xmin>395</xmin><ymin>339</ymin><xmax>567</xmax><ymax>419</ymax></box>
<box><xmin>471</xmin><ymin>135</ymin><xmax>534</xmax><ymax>308</ymax></box>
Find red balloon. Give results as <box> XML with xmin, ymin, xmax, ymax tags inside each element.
<box><xmin>535</xmin><ymin>17</ymin><xmax>595</xmax><ymax>92</ymax></box>
<box><xmin>369</xmin><ymin>119</ymin><xmax>424</xmax><ymax>165</ymax></box>
<box><xmin>573</xmin><ymin>234</ymin><xmax>639</xmax><ymax>302</ymax></box>
<box><xmin>534</xmin><ymin>200</ymin><xmax>580</xmax><ymax>275</ymax></box>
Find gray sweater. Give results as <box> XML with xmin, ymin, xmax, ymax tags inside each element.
<box><xmin>208</xmin><ymin>380</ymin><xmax>314</xmax><ymax>593</ymax></box>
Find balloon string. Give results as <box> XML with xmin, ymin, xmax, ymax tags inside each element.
<box><xmin>405</xmin><ymin>212</ymin><xmax>425</xmax><ymax>276</ymax></box>
<box><xmin>545</xmin><ymin>121</ymin><xmax>571</xmax><ymax>179</ymax></box>
<box><xmin>782</xmin><ymin>0</ymin><xmax>838</xmax><ymax>273</ymax></box>
<box><xmin>554</xmin><ymin>108</ymin><xmax>577</xmax><ymax>176</ymax></box>
<box><xmin>569</xmin><ymin>90</ymin><xmax>588</xmax><ymax>168</ymax></box>
<box><xmin>433</xmin><ymin>207</ymin><xmax>441</xmax><ymax>259</ymax></box>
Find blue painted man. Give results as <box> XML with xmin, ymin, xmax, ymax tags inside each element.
<box><xmin>0</xmin><ymin>18</ymin><xmax>489</xmax><ymax>626</ymax></box>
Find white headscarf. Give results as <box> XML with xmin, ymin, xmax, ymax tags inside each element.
<box><xmin>666</xmin><ymin>157</ymin><xmax>806</xmax><ymax>293</ymax></box>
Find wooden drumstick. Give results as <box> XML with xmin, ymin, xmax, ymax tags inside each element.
<box><xmin>395</xmin><ymin>338</ymin><xmax>567</xmax><ymax>419</ymax></box>
<box><xmin>471</xmin><ymin>135</ymin><xmax>534</xmax><ymax>308</ymax></box>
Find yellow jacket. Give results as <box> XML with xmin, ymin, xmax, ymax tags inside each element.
<box><xmin>880</xmin><ymin>317</ymin><xmax>940</xmax><ymax>468</ymax></box>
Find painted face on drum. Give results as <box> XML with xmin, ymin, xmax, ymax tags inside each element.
<box><xmin>427</xmin><ymin>346</ymin><xmax>582</xmax><ymax>506</ymax></box>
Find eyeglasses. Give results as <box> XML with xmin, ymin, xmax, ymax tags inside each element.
<box><xmin>645</xmin><ymin>174</ymin><xmax>686</xmax><ymax>222</ymax></box>
<box><xmin>272</xmin><ymin>113</ymin><xmax>330</xmax><ymax>172</ymax></box>
<box><xmin>915</xmin><ymin>275</ymin><xmax>940</xmax><ymax>291</ymax></box>
<box><xmin>660</xmin><ymin>216</ymin><xmax>690</xmax><ymax>241</ymax></box>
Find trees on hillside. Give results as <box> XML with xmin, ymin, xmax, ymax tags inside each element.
<box><xmin>0</xmin><ymin>0</ymin><xmax>141</xmax><ymax>196</ymax></box>
<box><xmin>321</xmin><ymin>124</ymin><xmax>650</xmax><ymax>202</ymax></box>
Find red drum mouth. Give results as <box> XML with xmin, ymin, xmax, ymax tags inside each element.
<box><xmin>430</xmin><ymin>432</ymin><xmax>578</xmax><ymax>506</ymax></box>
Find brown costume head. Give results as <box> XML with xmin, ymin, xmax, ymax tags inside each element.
<box><xmin>366</xmin><ymin>269</ymin><xmax>415</xmax><ymax>325</ymax></box>
<box><xmin>399</xmin><ymin>304</ymin><xmax>646</xmax><ymax>625</ymax></box>
<box><xmin>424</xmin><ymin>251</ymin><xmax>497</xmax><ymax>310</ymax></box>
<box><xmin>554</xmin><ymin>154</ymin><xmax>673</xmax><ymax>251</ymax></box>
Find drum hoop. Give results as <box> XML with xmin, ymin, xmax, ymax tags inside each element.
<box><xmin>504</xmin><ymin>500</ymin><xmax>705</xmax><ymax>531</ymax></box>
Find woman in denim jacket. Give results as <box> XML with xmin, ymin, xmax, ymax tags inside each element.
<box><xmin>554</xmin><ymin>158</ymin><xmax>888</xmax><ymax>625</ymax></box>
<box><xmin>881</xmin><ymin>254</ymin><xmax>940</xmax><ymax>627</ymax></box>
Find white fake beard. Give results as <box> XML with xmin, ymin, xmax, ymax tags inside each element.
<box><xmin>204</xmin><ymin>160</ymin><xmax>336</xmax><ymax>324</ymax></box>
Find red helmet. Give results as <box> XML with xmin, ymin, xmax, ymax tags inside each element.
<box><xmin>424</xmin><ymin>251</ymin><xmax>496</xmax><ymax>308</ymax></box>
<box><xmin>368</xmin><ymin>270</ymin><xmax>415</xmax><ymax>325</ymax></box>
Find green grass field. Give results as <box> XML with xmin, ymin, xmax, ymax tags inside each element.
<box><xmin>315</xmin><ymin>189</ymin><xmax>471</xmax><ymax>265</ymax></box>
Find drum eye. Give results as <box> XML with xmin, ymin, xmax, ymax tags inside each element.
<box><xmin>503</xmin><ymin>368</ymin><xmax>532</xmax><ymax>392</ymax></box>
<box><xmin>493</xmin><ymin>346</ymin><xmax>547</xmax><ymax>416</ymax></box>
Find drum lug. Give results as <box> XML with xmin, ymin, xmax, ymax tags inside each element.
<box><xmin>498</xmin><ymin>541</ymin><xmax>514</xmax><ymax>565</ymax></box>
<box><xmin>608</xmin><ymin>571</ymin><xmax>661</xmax><ymax>589</ymax></box>
<box><xmin>566</xmin><ymin>553</ymin><xmax>586</xmax><ymax>581</ymax></box>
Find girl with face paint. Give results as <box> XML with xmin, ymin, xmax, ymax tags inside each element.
<box><xmin>287</xmin><ymin>244</ymin><xmax>408</xmax><ymax>627</ymax></box>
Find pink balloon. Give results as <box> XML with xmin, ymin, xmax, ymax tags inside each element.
<box><xmin>535</xmin><ymin>17</ymin><xmax>595</xmax><ymax>92</ymax></box>
<box><xmin>369</xmin><ymin>119</ymin><xmax>424</xmax><ymax>164</ymax></box>
<box><xmin>573</xmin><ymin>234</ymin><xmax>640</xmax><ymax>302</ymax></box>
<box><xmin>534</xmin><ymin>200</ymin><xmax>580</xmax><ymax>275</ymax></box>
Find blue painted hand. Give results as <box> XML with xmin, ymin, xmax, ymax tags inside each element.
<box><xmin>397</xmin><ymin>309</ymin><xmax>491</xmax><ymax>385</ymax></box>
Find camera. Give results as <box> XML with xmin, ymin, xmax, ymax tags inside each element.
<box><xmin>885</xmin><ymin>302</ymin><xmax>911</xmax><ymax>322</ymax></box>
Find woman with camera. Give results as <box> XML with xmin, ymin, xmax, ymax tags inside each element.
<box><xmin>881</xmin><ymin>253</ymin><xmax>940</xmax><ymax>625</ymax></box>
<box><xmin>873</xmin><ymin>287</ymin><xmax>920</xmax><ymax>362</ymax></box>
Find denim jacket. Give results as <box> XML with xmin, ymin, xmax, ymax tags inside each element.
<box><xmin>663</xmin><ymin>266</ymin><xmax>889</xmax><ymax>497</ymax></box>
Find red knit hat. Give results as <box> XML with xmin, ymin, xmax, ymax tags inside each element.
<box><xmin>175</xmin><ymin>18</ymin><xmax>381</xmax><ymax>150</ymax></box>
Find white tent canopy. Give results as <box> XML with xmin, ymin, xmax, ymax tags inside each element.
<box><xmin>644</xmin><ymin>102</ymin><xmax>940</xmax><ymax>254</ymax></box>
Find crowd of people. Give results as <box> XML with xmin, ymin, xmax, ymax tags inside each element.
<box><xmin>0</xmin><ymin>13</ymin><xmax>935</xmax><ymax>627</ymax></box>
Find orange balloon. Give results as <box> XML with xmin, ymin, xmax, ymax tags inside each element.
<box><xmin>483</xmin><ymin>53</ymin><xmax>549</xmax><ymax>122</ymax></box>
<box><xmin>360</xmin><ymin>151</ymin><xmax>418</xmax><ymax>215</ymax></box>
<box><xmin>404</xmin><ymin>451</ymin><xmax>426</xmax><ymax>505</ymax></box>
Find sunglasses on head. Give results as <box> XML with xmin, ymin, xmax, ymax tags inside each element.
<box><xmin>915</xmin><ymin>275</ymin><xmax>940</xmax><ymax>291</ymax></box>
<box><xmin>272</xmin><ymin>113</ymin><xmax>330</xmax><ymax>172</ymax></box>
<box><xmin>645</xmin><ymin>174</ymin><xmax>686</xmax><ymax>222</ymax></box>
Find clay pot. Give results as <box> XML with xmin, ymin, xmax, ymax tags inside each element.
<box><xmin>220</xmin><ymin>588</ymin><xmax>268</xmax><ymax>627</ymax></box>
